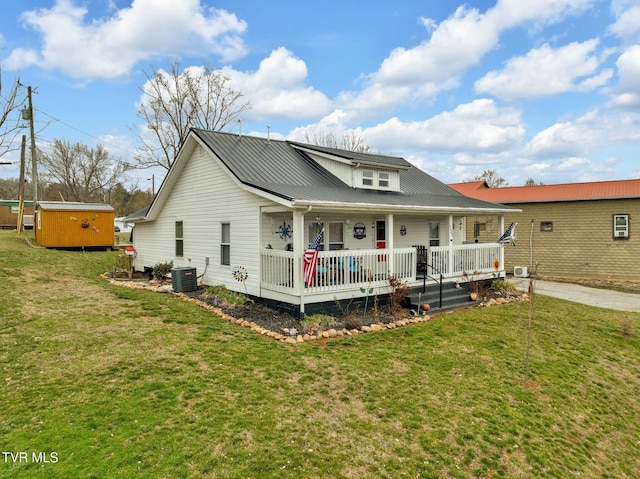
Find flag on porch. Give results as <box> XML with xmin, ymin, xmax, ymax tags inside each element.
<box><xmin>498</xmin><ymin>222</ymin><xmax>517</xmax><ymax>246</ymax></box>
<box><xmin>303</xmin><ymin>229</ymin><xmax>324</xmax><ymax>285</ymax></box>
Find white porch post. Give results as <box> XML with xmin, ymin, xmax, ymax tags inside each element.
<box><xmin>498</xmin><ymin>214</ymin><xmax>505</xmax><ymax>277</ymax></box>
<box><xmin>293</xmin><ymin>209</ymin><xmax>306</xmax><ymax>314</ymax></box>
<box><xmin>447</xmin><ymin>215</ymin><xmax>454</xmax><ymax>276</ymax></box>
<box><xmin>386</xmin><ymin>213</ymin><xmax>394</xmax><ymax>275</ymax></box>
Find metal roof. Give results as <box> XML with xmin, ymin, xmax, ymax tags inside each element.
<box><xmin>190</xmin><ymin>129</ymin><xmax>516</xmax><ymax>213</ymax></box>
<box><xmin>450</xmin><ymin>178</ymin><xmax>640</xmax><ymax>203</ymax></box>
<box><xmin>37</xmin><ymin>201</ymin><xmax>114</xmax><ymax>211</ymax></box>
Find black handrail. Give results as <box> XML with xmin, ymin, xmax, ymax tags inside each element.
<box><xmin>413</xmin><ymin>245</ymin><xmax>444</xmax><ymax>309</ymax></box>
<box><xmin>417</xmin><ymin>261</ymin><xmax>443</xmax><ymax>309</ymax></box>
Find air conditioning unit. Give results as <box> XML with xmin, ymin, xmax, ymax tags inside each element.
<box><xmin>171</xmin><ymin>266</ymin><xmax>197</xmax><ymax>293</ymax></box>
<box><xmin>514</xmin><ymin>266</ymin><xmax>528</xmax><ymax>278</ymax></box>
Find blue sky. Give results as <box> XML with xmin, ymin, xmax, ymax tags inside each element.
<box><xmin>1</xmin><ymin>0</ymin><xmax>639</xmax><ymax>188</ymax></box>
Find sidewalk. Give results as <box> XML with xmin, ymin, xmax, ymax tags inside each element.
<box><xmin>509</xmin><ymin>278</ymin><xmax>640</xmax><ymax>312</ymax></box>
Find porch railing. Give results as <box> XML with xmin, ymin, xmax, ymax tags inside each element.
<box><xmin>260</xmin><ymin>248</ymin><xmax>416</xmax><ymax>294</ymax></box>
<box><xmin>260</xmin><ymin>243</ymin><xmax>503</xmax><ymax>295</ymax></box>
<box><xmin>429</xmin><ymin>242</ymin><xmax>502</xmax><ymax>276</ymax></box>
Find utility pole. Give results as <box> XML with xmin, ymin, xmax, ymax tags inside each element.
<box><xmin>26</xmin><ymin>86</ymin><xmax>38</xmax><ymax>207</ymax></box>
<box><xmin>17</xmin><ymin>135</ymin><xmax>26</xmax><ymax>232</ymax></box>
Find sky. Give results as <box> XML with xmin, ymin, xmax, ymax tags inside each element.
<box><xmin>1</xmin><ymin>0</ymin><xmax>639</xmax><ymax>189</ymax></box>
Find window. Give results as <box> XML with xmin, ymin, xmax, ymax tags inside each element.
<box><xmin>378</xmin><ymin>171</ymin><xmax>390</xmax><ymax>188</ymax></box>
<box><xmin>362</xmin><ymin>170</ymin><xmax>374</xmax><ymax>186</ymax></box>
<box><xmin>221</xmin><ymin>223</ymin><xmax>230</xmax><ymax>265</ymax></box>
<box><xmin>328</xmin><ymin>222</ymin><xmax>344</xmax><ymax>250</ymax></box>
<box><xmin>429</xmin><ymin>221</ymin><xmax>440</xmax><ymax>247</ymax></box>
<box><xmin>613</xmin><ymin>214</ymin><xmax>629</xmax><ymax>239</ymax></box>
<box><xmin>540</xmin><ymin>221</ymin><xmax>553</xmax><ymax>232</ymax></box>
<box><xmin>175</xmin><ymin>221</ymin><xmax>184</xmax><ymax>257</ymax></box>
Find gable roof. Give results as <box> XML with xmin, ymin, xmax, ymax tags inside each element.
<box><xmin>138</xmin><ymin>130</ymin><xmax>518</xmax><ymax>221</ymax></box>
<box><xmin>449</xmin><ymin>178</ymin><xmax>640</xmax><ymax>204</ymax></box>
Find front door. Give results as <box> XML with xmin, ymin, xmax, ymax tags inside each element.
<box><xmin>375</xmin><ymin>220</ymin><xmax>386</xmax><ymax>250</ymax></box>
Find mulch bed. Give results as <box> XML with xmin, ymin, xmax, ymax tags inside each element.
<box><xmin>184</xmin><ymin>285</ymin><xmax>406</xmax><ymax>335</ymax></box>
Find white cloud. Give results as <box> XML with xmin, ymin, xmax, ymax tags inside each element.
<box><xmin>4</xmin><ymin>0</ymin><xmax>247</xmax><ymax>80</ymax></box>
<box><xmin>333</xmin><ymin>0</ymin><xmax>593</xmax><ymax>122</ymax></box>
<box><xmin>525</xmin><ymin>109</ymin><xmax>640</xmax><ymax>157</ymax></box>
<box><xmin>608</xmin><ymin>45</ymin><xmax>640</xmax><ymax>109</ymax></box>
<box><xmin>609</xmin><ymin>0</ymin><xmax>640</xmax><ymax>40</ymax></box>
<box><xmin>475</xmin><ymin>40</ymin><xmax>613</xmax><ymax>100</ymax></box>
<box><xmin>222</xmin><ymin>48</ymin><xmax>332</xmax><ymax>121</ymax></box>
<box><xmin>361</xmin><ymin>99</ymin><xmax>524</xmax><ymax>153</ymax></box>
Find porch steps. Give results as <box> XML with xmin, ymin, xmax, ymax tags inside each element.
<box><xmin>407</xmin><ymin>282</ymin><xmax>477</xmax><ymax>313</ymax></box>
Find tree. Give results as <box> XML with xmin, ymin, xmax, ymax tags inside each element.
<box><xmin>524</xmin><ymin>178</ymin><xmax>544</xmax><ymax>186</ymax></box>
<box><xmin>470</xmin><ymin>169</ymin><xmax>508</xmax><ymax>188</ymax></box>
<box><xmin>303</xmin><ymin>128</ymin><xmax>372</xmax><ymax>153</ymax></box>
<box><xmin>0</xmin><ymin>178</ymin><xmax>22</xmax><ymax>199</ymax></box>
<box><xmin>134</xmin><ymin>59</ymin><xmax>250</xmax><ymax>171</ymax></box>
<box><xmin>38</xmin><ymin>139</ymin><xmax>131</xmax><ymax>203</ymax></box>
<box><xmin>0</xmin><ymin>66</ymin><xmax>27</xmax><ymax>159</ymax></box>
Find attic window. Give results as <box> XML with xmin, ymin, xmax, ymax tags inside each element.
<box><xmin>362</xmin><ymin>170</ymin><xmax>374</xmax><ymax>186</ymax></box>
<box><xmin>378</xmin><ymin>171</ymin><xmax>390</xmax><ymax>188</ymax></box>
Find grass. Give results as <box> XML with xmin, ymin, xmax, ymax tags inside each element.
<box><xmin>1</xmin><ymin>230</ymin><xmax>639</xmax><ymax>478</ymax></box>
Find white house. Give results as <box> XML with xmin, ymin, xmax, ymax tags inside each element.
<box><xmin>126</xmin><ymin>129</ymin><xmax>518</xmax><ymax>315</ymax></box>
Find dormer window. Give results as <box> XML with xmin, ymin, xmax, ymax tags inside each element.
<box><xmin>378</xmin><ymin>172</ymin><xmax>390</xmax><ymax>188</ymax></box>
<box><xmin>362</xmin><ymin>170</ymin><xmax>374</xmax><ymax>186</ymax></box>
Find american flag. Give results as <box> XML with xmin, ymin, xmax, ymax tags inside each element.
<box><xmin>303</xmin><ymin>229</ymin><xmax>324</xmax><ymax>285</ymax></box>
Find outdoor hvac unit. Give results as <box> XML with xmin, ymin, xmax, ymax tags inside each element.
<box><xmin>171</xmin><ymin>266</ymin><xmax>197</xmax><ymax>293</ymax></box>
<box><xmin>514</xmin><ymin>266</ymin><xmax>528</xmax><ymax>278</ymax></box>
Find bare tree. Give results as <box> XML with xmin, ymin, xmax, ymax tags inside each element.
<box><xmin>524</xmin><ymin>177</ymin><xmax>544</xmax><ymax>186</ymax></box>
<box><xmin>38</xmin><ymin>139</ymin><xmax>131</xmax><ymax>203</ymax></box>
<box><xmin>0</xmin><ymin>66</ymin><xmax>27</xmax><ymax>159</ymax></box>
<box><xmin>134</xmin><ymin>59</ymin><xmax>250</xmax><ymax>171</ymax></box>
<box><xmin>303</xmin><ymin>128</ymin><xmax>372</xmax><ymax>153</ymax></box>
<box><xmin>469</xmin><ymin>169</ymin><xmax>508</xmax><ymax>188</ymax></box>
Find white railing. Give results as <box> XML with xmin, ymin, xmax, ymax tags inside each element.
<box><xmin>429</xmin><ymin>243</ymin><xmax>503</xmax><ymax>276</ymax></box>
<box><xmin>260</xmin><ymin>248</ymin><xmax>417</xmax><ymax>294</ymax></box>
<box><xmin>260</xmin><ymin>243</ymin><xmax>502</xmax><ymax>295</ymax></box>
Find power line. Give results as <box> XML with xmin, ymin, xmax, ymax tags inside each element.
<box><xmin>34</xmin><ymin>107</ymin><xmax>137</xmax><ymax>157</ymax></box>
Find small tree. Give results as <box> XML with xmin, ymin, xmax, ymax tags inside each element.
<box><xmin>387</xmin><ymin>274</ymin><xmax>409</xmax><ymax>311</ymax></box>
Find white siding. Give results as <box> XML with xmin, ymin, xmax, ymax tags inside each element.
<box><xmin>133</xmin><ymin>145</ymin><xmax>276</xmax><ymax>296</ymax></box>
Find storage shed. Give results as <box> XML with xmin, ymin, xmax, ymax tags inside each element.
<box><xmin>35</xmin><ymin>201</ymin><xmax>115</xmax><ymax>248</ymax></box>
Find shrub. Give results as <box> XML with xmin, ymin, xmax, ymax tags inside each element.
<box><xmin>152</xmin><ymin>261</ymin><xmax>173</xmax><ymax>283</ymax></box>
<box><xmin>387</xmin><ymin>274</ymin><xmax>409</xmax><ymax>310</ymax></box>
<box><xmin>206</xmin><ymin>284</ymin><xmax>248</xmax><ymax>305</ymax></box>
<box><xmin>301</xmin><ymin>314</ymin><xmax>335</xmax><ymax>333</ymax></box>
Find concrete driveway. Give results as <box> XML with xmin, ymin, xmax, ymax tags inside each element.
<box><xmin>509</xmin><ymin>278</ymin><xmax>640</xmax><ymax>312</ymax></box>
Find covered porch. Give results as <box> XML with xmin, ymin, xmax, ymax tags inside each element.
<box><xmin>258</xmin><ymin>207</ymin><xmax>510</xmax><ymax>314</ymax></box>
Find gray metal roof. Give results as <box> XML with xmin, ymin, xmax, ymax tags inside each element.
<box><xmin>38</xmin><ymin>201</ymin><xmax>114</xmax><ymax>211</ymax></box>
<box><xmin>191</xmin><ymin>129</ymin><xmax>516</xmax><ymax>213</ymax></box>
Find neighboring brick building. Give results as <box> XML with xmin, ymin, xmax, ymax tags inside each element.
<box><xmin>450</xmin><ymin>179</ymin><xmax>640</xmax><ymax>281</ymax></box>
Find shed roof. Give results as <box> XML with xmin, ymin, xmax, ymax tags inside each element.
<box><xmin>38</xmin><ymin>201</ymin><xmax>114</xmax><ymax>211</ymax></box>
<box><xmin>449</xmin><ymin>178</ymin><xmax>640</xmax><ymax>203</ymax></box>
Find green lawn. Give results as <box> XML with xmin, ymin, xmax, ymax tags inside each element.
<box><xmin>1</xmin><ymin>230</ymin><xmax>639</xmax><ymax>478</ymax></box>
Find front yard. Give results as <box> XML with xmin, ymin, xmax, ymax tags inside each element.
<box><xmin>1</xmin><ymin>231</ymin><xmax>639</xmax><ymax>478</ymax></box>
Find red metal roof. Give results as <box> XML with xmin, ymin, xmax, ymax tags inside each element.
<box><xmin>449</xmin><ymin>178</ymin><xmax>640</xmax><ymax>203</ymax></box>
